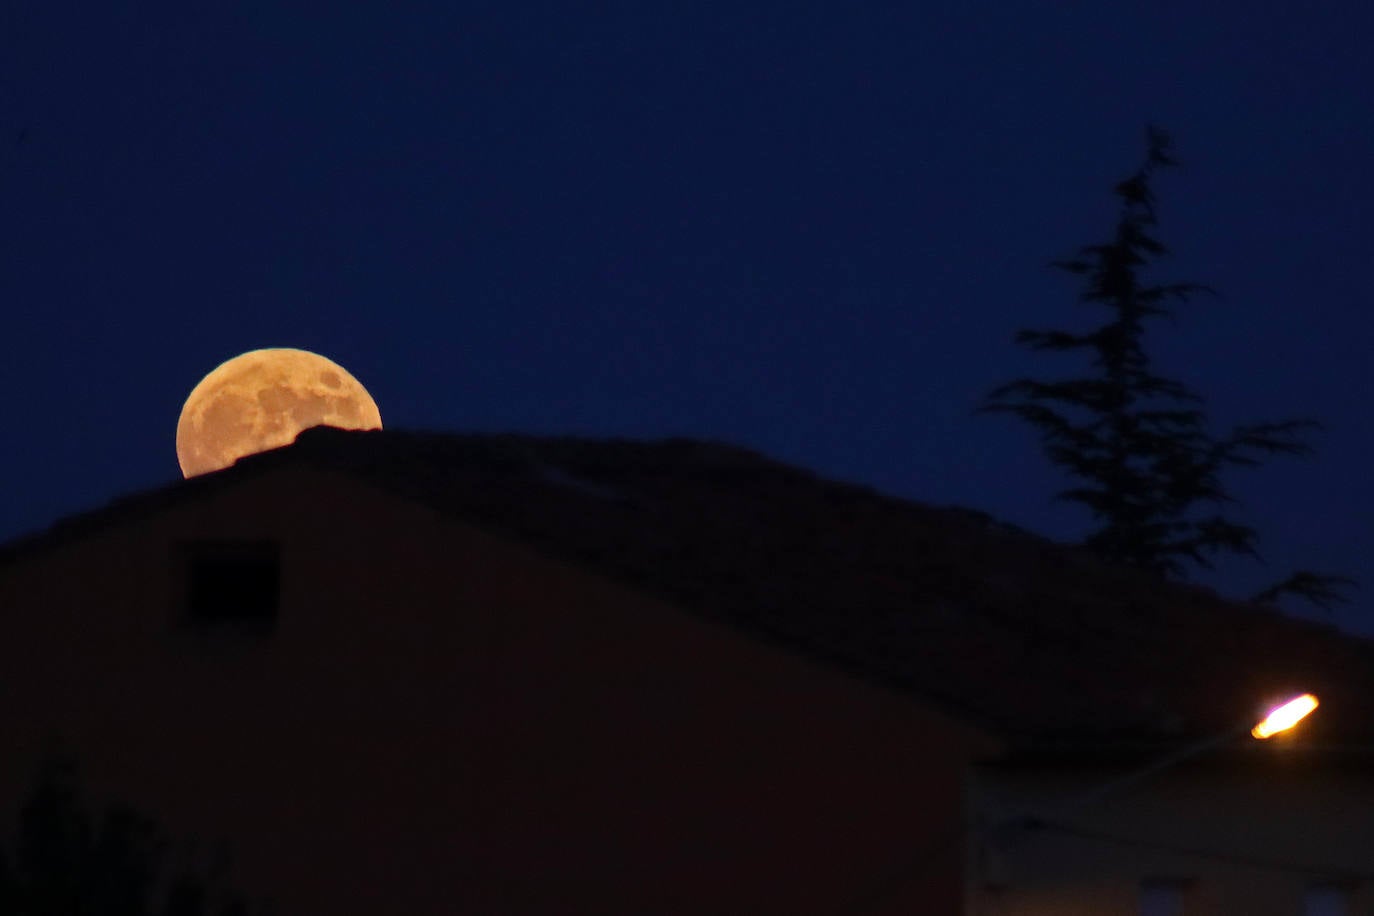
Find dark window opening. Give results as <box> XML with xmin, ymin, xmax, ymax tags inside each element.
<box><xmin>180</xmin><ymin>540</ymin><xmax>280</xmax><ymax>628</ymax></box>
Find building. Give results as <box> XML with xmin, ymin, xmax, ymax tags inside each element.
<box><xmin>1</xmin><ymin>427</ymin><xmax>1370</xmax><ymax>915</ymax></box>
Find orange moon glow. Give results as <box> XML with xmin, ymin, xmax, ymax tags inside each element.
<box><xmin>176</xmin><ymin>348</ymin><xmax>382</xmax><ymax>478</ymax></box>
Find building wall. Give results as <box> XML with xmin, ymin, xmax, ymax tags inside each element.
<box><xmin>969</xmin><ymin>755</ymin><xmax>1374</xmax><ymax>916</ymax></box>
<box><xmin>0</xmin><ymin>466</ymin><xmax>995</xmax><ymax>915</ymax></box>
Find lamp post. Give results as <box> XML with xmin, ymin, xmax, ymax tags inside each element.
<box><xmin>844</xmin><ymin>695</ymin><xmax>1323</xmax><ymax>914</ymax></box>
<box><xmin>1017</xmin><ymin>693</ymin><xmax>1321</xmax><ymax>825</ymax></box>
<box><xmin>974</xmin><ymin>693</ymin><xmax>1322</xmax><ymax>916</ymax></box>
<box><xmin>971</xmin><ymin>692</ymin><xmax>1319</xmax><ymax>902</ymax></box>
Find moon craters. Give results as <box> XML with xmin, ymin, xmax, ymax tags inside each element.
<box><xmin>176</xmin><ymin>348</ymin><xmax>382</xmax><ymax>478</ymax></box>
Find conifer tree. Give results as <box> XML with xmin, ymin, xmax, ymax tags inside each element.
<box><xmin>982</xmin><ymin>126</ymin><xmax>1353</xmax><ymax>609</ymax></box>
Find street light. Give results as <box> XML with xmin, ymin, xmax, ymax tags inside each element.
<box><xmin>1002</xmin><ymin>693</ymin><xmax>1321</xmax><ymax>827</ymax></box>
<box><xmin>1251</xmin><ymin>693</ymin><xmax>1319</xmax><ymax>739</ymax></box>
<box><xmin>973</xmin><ymin>693</ymin><xmax>1328</xmax><ymax>915</ymax></box>
<box><xmin>850</xmin><ymin>694</ymin><xmax>1324</xmax><ymax>913</ymax></box>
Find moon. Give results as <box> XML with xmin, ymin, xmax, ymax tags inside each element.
<box><xmin>176</xmin><ymin>348</ymin><xmax>382</xmax><ymax>478</ymax></box>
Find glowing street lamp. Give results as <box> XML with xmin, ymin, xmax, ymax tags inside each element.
<box><xmin>1251</xmin><ymin>693</ymin><xmax>1319</xmax><ymax>739</ymax></box>
<box><xmin>1006</xmin><ymin>693</ymin><xmax>1322</xmax><ymax>825</ymax></box>
<box><xmin>972</xmin><ymin>694</ymin><xmax>1326</xmax><ymax>910</ymax></box>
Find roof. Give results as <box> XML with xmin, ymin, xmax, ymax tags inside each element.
<box><xmin>4</xmin><ymin>426</ymin><xmax>1372</xmax><ymax>752</ymax></box>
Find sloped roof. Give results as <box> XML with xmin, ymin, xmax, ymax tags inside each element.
<box><xmin>4</xmin><ymin>426</ymin><xmax>1371</xmax><ymax>752</ymax></box>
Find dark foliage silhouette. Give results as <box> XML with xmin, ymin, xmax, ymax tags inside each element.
<box><xmin>0</xmin><ymin>758</ymin><xmax>257</xmax><ymax>916</ymax></box>
<box><xmin>982</xmin><ymin>126</ymin><xmax>1354</xmax><ymax>609</ymax></box>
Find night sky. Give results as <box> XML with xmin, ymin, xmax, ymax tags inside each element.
<box><xmin>3</xmin><ymin>4</ymin><xmax>1371</xmax><ymax>632</ymax></box>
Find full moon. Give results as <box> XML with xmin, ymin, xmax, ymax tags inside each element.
<box><xmin>176</xmin><ymin>348</ymin><xmax>382</xmax><ymax>478</ymax></box>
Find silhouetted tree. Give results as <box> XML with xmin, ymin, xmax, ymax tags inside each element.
<box><xmin>0</xmin><ymin>758</ymin><xmax>256</xmax><ymax>916</ymax></box>
<box><xmin>982</xmin><ymin>126</ymin><xmax>1354</xmax><ymax>609</ymax></box>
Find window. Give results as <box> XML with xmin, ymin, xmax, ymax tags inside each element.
<box><xmin>1305</xmin><ymin>885</ymin><xmax>1350</xmax><ymax>916</ymax></box>
<box><xmin>179</xmin><ymin>540</ymin><xmax>280</xmax><ymax>628</ymax></box>
<box><xmin>1138</xmin><ymin>879</ymin><xmax>1185</xmax><ymax>916</ymax></box>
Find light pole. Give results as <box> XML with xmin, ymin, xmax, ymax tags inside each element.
<box><xmin>841</xmin><ymin>695</ymin><xmax>1323</xmax><ymax>915</ymax></box>
<box><xmin>1016</xmin><ymin>693</ymin><xmax>1321</xmax><ymax>825</ymax></box>
<box><xmin>975</xmin><ymin>693</ymin><xmax>1322</xmax><ymax>907</ymax></box>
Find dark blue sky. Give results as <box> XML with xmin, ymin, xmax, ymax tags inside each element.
<box><xmin>3</xmin><ymin>3</ymin><xmax>1371</xmax><ymax>631</ymax></box>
